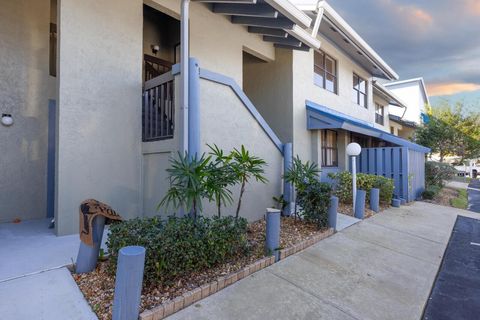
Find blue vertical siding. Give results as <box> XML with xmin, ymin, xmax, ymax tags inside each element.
<box><xmin>355</xmin><ymin>147</ymin><xmax>423</xmax><ymax>202</ymax></box>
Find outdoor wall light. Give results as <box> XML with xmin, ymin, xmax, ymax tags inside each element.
<box><xmin>1</xmin><ymin>113</ymin><xmax>13</xmax><ymax>127</ymax></box>
<box><xmin>151</xmin><ymin>44</ymin><xmax>160</xmax><ymax>55</ymax></box>
<box><xmin>347</xmin><ymin>142</ymin><xmax>362</xmax><ymax>207</ymax></box>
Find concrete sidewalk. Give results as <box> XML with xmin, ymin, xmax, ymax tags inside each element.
<box><xmin>168</xmin><ymin>202</ymin><xmax>479</xmax><ymax>320</ymax></box>
<box><xmin>0</xmin><ymin>268</ymin><xmax>97</xmax><ymax>320</ymax></box>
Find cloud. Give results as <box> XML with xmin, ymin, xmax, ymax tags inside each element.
<box><xmin>327</xmin><ymin>0</ymin><xmax>480</xmax><ymax>89</ymax></box>
<box><xmin>427</xmin><ymin>83</ymin><xmax>480</xmax><ymax>96</ymax></box>
<box><xmin>464</xmin><ymin>0</ymin><xmax>480</xmax><ymax>16</ymax></box>
<box><xmin>376</xmin><ymin>0</ymin><xmax>433</xmax><ymax>31</ymax></box>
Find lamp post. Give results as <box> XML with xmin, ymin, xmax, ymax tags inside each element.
<box><xmin>346</xmin><ymin>143</ymin><xmax>362</xmax><ymax>208</ymax></box>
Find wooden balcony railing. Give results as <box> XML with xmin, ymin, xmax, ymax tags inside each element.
<box><xmin>142</xmin><ymin>72</ymin><xmax>175</xmax><ymax>141</ymax></box>
<box><xmin>144</xmin><ymin>54</ymin><xmax>173</xmax><ymax>82</ymax></box>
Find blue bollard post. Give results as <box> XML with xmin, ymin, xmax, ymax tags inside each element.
<box><xmin>265</xmin><ymin>208</ymin><xmax>281</xmax><ymax>261</ymax></box>
<box><xmin>328</xmin><ymin>196</ymin><xmax>339</xmax><ymax>230</ymax></box>
<box><xmin>370</xmin><ymin>188</ymin><xmax>380</xmax><ymax>213</ymax></box>
<box><xmin>283</xmin><ymin>143</ymin><xmax>293</xmax><ymax>216</ymax></box>
<box><xmin>76</xmin><ymin>215</ymin><xmax>106</xmax><ymax>273</ymax></box>
<box><xmin>112</xmin><ymin>246</ymin><xmax>146</xmax><ymax>320</ymax></box>
<box><xmin>392</xmin><ymin>198</ymin><xmax>401</xmax><ymax>207</ymax></box>
<box><xmin>354</xmin><ymin>190</ymin><xmax>366</xmax><ymax>219</ymax></box>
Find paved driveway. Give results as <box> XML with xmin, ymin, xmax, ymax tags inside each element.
<box><xmin>168</xmin><ymin>202</ymin><xmax>479</xmax><ymax>320</ymax></box>
<box><xmin>468</xmin><ymin>179</ymin><xmax>480</xmax><ymax>213</ymax></box>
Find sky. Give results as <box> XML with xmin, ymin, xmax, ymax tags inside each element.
<box><xmin>325</xmin><ymin>0</ymin><xmax>480</xmax><ymax>100</ymax></box>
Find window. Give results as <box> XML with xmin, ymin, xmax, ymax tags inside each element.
<box><xmin>352</xmin><ymin>74</ymin><xmax>367</xmax><ymax>107</ymax></box>
<box><xmin>375</xmin><ymin>103</ymin><xmax>384</xmax><ymax>125</ymax></box>
<box><xmin>321</xmin><ymin>130</ymin><xmax>338</xmax><ymax>167</ymax></box>
<box><xmin>314</xmin><ymin>50</ymin><xmax>337</xmax><ymax>94</ymax></box>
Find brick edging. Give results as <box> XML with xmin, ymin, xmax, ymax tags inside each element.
<box><xmin>278</xmin><ymin>228</ymin><xmax>335</xmax><ymax>260</ymax></box>
<box><xmin>140</xmin><ymin>255</ymin><xmax>275</xmax><ymax>320</ymax></box>
<box><xmin>140</xmin><ymin>228</ymin><xmax>334</xmax><ymax>320</ymax></box>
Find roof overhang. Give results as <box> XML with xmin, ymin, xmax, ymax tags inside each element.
<box><xmin>295</xmin><ymin>1</ymin><xmax>398</xmax><ymax>80</ymax></box>
<box><xmin>198</xmin><ymin>0</ymin><xmax>320</xmax><ymax>50</ymax></box>
<box><xmin>373</xmin><ymin>81</ymin><xmax>407</xmax><ymax>108</ymax></box>
<box><xmin>384</xmin><ymin>77</ymin><xmax>431</xmax><ymax>106</ymax></box>
<box><xmin>389</xmin><ymin>115</ymin><xmax>417</xmax><ymax>128</ymax></box>
<box><xmin>306</xmin><ymin>100</ymin><xmax>430</xmax><ymax>153</ymax></box>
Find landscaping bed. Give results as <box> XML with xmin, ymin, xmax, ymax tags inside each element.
<box><xmin>337</xmin><ymin>202</ymin><xmax>386</xmax><ymax>218</ymax></box>
<box><xmin>73</xmin><ymin>216</ymin><xmax>331</xmax><ymax>320</ymax></box>
<box><xmin>423</xmin><ymin>187</ymin><xmax>468</xmax><ymax>209</ymax></box>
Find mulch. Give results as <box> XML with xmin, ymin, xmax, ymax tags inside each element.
<box><xmin>73</xmin><ymin>216</ymin><xmax>328</xmax><ymax>320</ymax></box>
<box><xmin>338</xmin><ymin>202</ymin><xmax>389</xmax><ymax>218</ymax></box>
<box><xmin>422</xmin><ymin>187</ymin><xmax>459</xmax><ymax>208</ymax></box>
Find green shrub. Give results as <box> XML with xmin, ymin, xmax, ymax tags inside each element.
<box><xmin>328</xmin><ymin>171</ymin><xmax>394</xmax><ymax>205</ymax></box>
<box><xmin>107</xmin><ymin>216</ymin><xmax>248</xmax><ymax>284</ymax></box>
<box><xmin>451</xmin><ymin>189</ymin><xmax>468</xmax><ymax>209</ymax></box>
<box><xmin>422</xmin><ymin>185</ymin><xmax>441</xmax><ymax>200</ymax></box>
<box><xmin>296</xmin><ymin>181</ymin><xmax>332</xmax><ymax>229</ymax></box>
<box><xmin>425</xmin><ymin>161</ymin><xmax>457</xmax><ymax>187</ymax></box>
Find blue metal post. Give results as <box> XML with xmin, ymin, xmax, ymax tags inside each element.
<box><xmin>188</xmin><ymin>58</ymin><xmax>200</xmax><ymax>158</ymax></box>
<box><xmin>265</xmin><ymin>208</ymin><xmax>281</xmax><ymax>261</ymax></box>
<box><xmin>392</xmin><ymin>198</ymin><xmax>401</xmax><ymax>207</ymax></box>
<box><xmin>354</xmin><ymin>190</ymin><xmax>366</xmax><ymax>219</ymax></box>
<box><xmin>283</xmin><ymin>143</ymin><xmax>293</xmax><ymax>216</ymax></box>
<box><xmin>328</xmin><ymin>196</ymin><xmax>339</xmax><ymax>230</ymax></box>
<box><xmin>76</xmin><ymin>215</ymin><xmax>105</xmax><ymax>273</ymax></box>
<box><xmin>112</xmin><ymin>246</ymin><xmax>146</xmax><ymax>320</ymax></box>
<box><xmin>180</xmin><ymin>0</ymin><xmax>190</xmax><ymax>153</ymax></box>
<box><xmin>370</xmin><ymin>188</ymin><xmax>380</xmax><ymax>213</ymax></box>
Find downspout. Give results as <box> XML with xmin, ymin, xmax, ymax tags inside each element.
<box><xmin>180</xmin><ymin>0</ymin><xmax>190</xmax><ymax>154</ymax></box>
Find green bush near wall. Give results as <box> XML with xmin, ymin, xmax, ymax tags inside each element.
<box><xmin>296</xmin><ymin>181</ymin><xmax>332</xmax><ymax>229</ymax></box>
<box><xmin>107</xmin><ymin>216</ymin><xmax>249</xmax><ymax>284</ymax></box>
<box><xmin>328</xmin><ymin>171</ymin><xmax>394</xmax><ymax>205</ymax></box>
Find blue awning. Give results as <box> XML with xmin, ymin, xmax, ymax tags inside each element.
<box><xmin>306</xmin><ymin>100</ymin><xmax>431</xmax><ymax>153</ymax></box>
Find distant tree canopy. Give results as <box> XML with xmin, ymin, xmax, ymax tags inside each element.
<box><xmin>415</xmin><ymin>103</ymin><xmax>480</xmax><ymax>163</ymax></box>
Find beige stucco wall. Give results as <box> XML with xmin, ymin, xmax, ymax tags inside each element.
<box><xmin>388</xmin><ymin>82</ymin><xmax>426</xmax><ymax>124</ymax></box>
<box><xmin>243</xmin><ymin>49</ymin><xmax>293</xmax><ymax>144</ymax></box>
<box><xmin>373</xmin><ymin>94</ymin><xmax>391</xmax><ymax>132</ymax></box>
<box><xmin>0</xmin><ymin>0</ymin><xmax>55</xmax><ymax>223</ymax></box>
<box><xmin>199</xmin><ymin>79</ymin><xmax>283</xmax><ymax>221</ymax></box>
<box><xmin>56</xmin><ymin>0</ymin><xmax>143</xmax><ymax>235</ymax></box>
<box><xmin>292</xmin><ymin>35</ymin><xmax>375</xmax><ymax>164</ymax></box>
<box><xmin>146</xmin><ymin>0</ymin><xmax>275</xmax><ymax>85</ymax></box>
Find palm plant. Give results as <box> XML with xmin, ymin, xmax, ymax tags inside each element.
<box><xmin>206</xmin><ymin>144</ymin><xmax>237</xmax><ymax>217</ymax></box>
<box><xmin>230</xmin><ymin>145</ymin><xmax>268</xmax><ymax>219</ymax></box>
<box><xmin>283</xmin><ymin>156</ymin><xmax>321</xmax><ymax>220</ymax></box>
<box><xmin>157</xmin><ymin>152</ymin><xmax>211</xmax><ymax>220</ymax></box>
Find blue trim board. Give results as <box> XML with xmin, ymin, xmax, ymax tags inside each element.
<box><xmin>306</xmin><ymin>100</ymin><xmax>430</xmax><ymax>153</ymax></box>
<box><xmin>199</xmin><ymin>68</ymin><xmax>284</xmax><ymax>153</ymax></box>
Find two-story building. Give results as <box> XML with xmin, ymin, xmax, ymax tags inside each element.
<box><xmin>385</xmin><ymin>77</ymin><xmax>431</xmax><ymax>139</ymax></box>
<box><xmin>1</xmin><ymin>0</ymin><xmax>429</xmax><ymax>236</ymax></box>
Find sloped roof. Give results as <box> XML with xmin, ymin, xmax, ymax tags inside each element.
<box><xmin>306</xmin><ymin>100</ymin><xmax>430</xmax><ymax>153</ymax></box>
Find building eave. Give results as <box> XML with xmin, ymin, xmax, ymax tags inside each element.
<box><xmin>313</xmin><ymin>1</ymin><xmax>399</xmax><ymax>80</ymax></box>
<box><xmin>384</xmin><ymin>77</ymin><xmax>431</xmax><ymax>106</ymax></box>
<box><xmin>373</xmin><ymin>81</ymin><xmax>407</xmax><ymax>109</ymax></box>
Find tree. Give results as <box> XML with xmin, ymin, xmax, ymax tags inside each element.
<box><xmin>230</xmin><ymin>145</ymin><xmax>268</xmax><ymax>219</ymax></box>
<box><xmin>283</xmin><ymin>156</ymin><xmax>321</xmax><ymax>220</ymax></box>
<box><xmin>206</xmin><ymin>144</ymin><xmax>237</xmax><ymax>217</ymax></box>
<box><xmin>158</xmin><ymin>152</ymin><xmax>211</xmax><ymax>220</ymax></box>
<box><xmin>416</xmin><ymin>103</ymin><xmax>480</xmax><ymax>162</ymax></box>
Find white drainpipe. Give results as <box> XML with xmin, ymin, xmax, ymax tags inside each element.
<box><xmin>180</xmin><ymin>0</ymin><xmax>190</xmax><ymax>154</ymax></box>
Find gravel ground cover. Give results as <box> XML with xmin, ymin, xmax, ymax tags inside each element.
<box><xmin>73</xmin><ymin>216</ymin><xmax>329</xmax><ymax>320</ymax></box>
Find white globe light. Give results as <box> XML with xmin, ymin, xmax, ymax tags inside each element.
<box><xmin>1</xmin><ymin>114</ymin><xmax>13</xmax><ymax>127</ymax></box>
<box><xmin>346</xmin><ymin>142</ymin><xmax>361</xmax><ymax>156</ymax></box>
